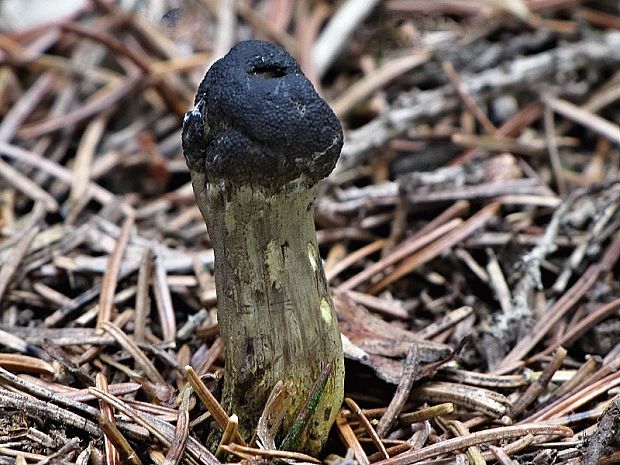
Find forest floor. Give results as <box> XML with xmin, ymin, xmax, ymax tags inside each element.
<box><xmin>0</xmin><ymin>1</ymin><xmax>619</xmax><ymax>464</ymax></box>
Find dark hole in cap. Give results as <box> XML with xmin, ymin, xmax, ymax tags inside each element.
<box><xmin>249</xmin><ymin>64</ymin><xmax>287</xmax><ymax>79</ymax></box>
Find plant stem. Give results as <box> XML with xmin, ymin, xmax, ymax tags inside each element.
<box><xmin>196</xmin><ymin>179</ymin><xmax>345</xmax><ymax>454</ymax></box>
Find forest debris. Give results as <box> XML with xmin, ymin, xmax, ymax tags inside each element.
<box><xmin>312</xmin><ymin>0</ymin><xmax>381</xmax><ymax>78</ymax></box>
<box><xmin>438</xmin><ymin>367</ymin><xmax>527</xmax><ymax>389</ymax></box>
<box><xmin>343</xmin><ymin>290</ymin><xmax>409</xmax><ymax>320</ymax></box>
<box><xmin>90</xmin><ymin>386</ymin><xmax>219</xmax><ymax>465</ymax></box>
<box><xmin>369</xmin><ymin>202</ymin><xmax>500</xmax><ymax>293</ymax></box>
<box><xmin>344</xmin><ymin>397</ymin><xmax>388</xmax><ymax>459</ymax></box>
<box><xmin>0</xmin><ymin>353</ymin><xmax>55</xmax><ymax>376</ymax></box>
<box><xmin>256</xmin><ymin>381</ymin><xmax>295</xmax><ymax>450</ymax></box>
<box><xmin>497</xmin><ymin>264</ymin><xmax>600</xmax><ymax>372</ymax></box>
<box><xmin>1</xmin><ymin>1</ymin><xmax>619</xmax><ymax>463</ymax></box>
<box><xmin>336</xmin><ymin>31</ymin><xmax>620</xmax><ymax>173</ymax></box>
<box><xmin>373</xmin><ymin>424</ymin><xmax>572</xmax><ymax>465</ymax></box>
<box><xmin>99</xmin><ymin>415</ymin><xmax>143</xmax><ymax>465</ymax></box>
<box><xmin>581</xmin><ymin>395</ymin><xmax>620</xmax><ymax>465</ymax></box>
<box><xmin>335</xmin><ymin>291</ymin><xmax>451</xmax><ymax>361</ymax></box>
<box><xmin>153</xmin><ymin>247</ymin><xmax>177</xmax><ymax>341</ymax></box>
<box><xmin>529</xmin><ymin>298</ymin><xmax>620</xmax><ymax>363</ymax></box>
<box><xmin>97</xmin><ymin>373</ymin><xmax>121</xmax><ymax>465</ymax></box>
<box><xmin>101</xmin><ymin>322</ymin><xmax>166</xmax><ymax>385</ymax></box>
<box><xmin>97</xmin><ymin>214</ymin><xmax>134</xmax><ymax>327</ymax></box>
<box><xmin>333</xmin><ymin>51</ymin><xmax>430</xmax><ymax>117</ymax></box>
<box><xmin>338</xmin><ymin>219</ymin><xmax>461</xmax><ymax>290</ymax></box>
<box><xmin>0</xmin><ymin>389</ymin><xmax>99</xmax><ymax>436</ymax></box>
<box><xmin>440</xmin><ymin>419</ymin><xmax>485</xmax><ymax>465</ymax></box>
<box><xmin>219</xmin><ymin>443</ymin><xmax>320</xmax><ymax>464</ymax></box>
<box><xmin>511</xmin><ymin>347</ymin><xmax>566</xmax><ymax>417</ymax></box>
<box><xmin>164</xmin><ymin>385</ymin><xmax>191</xmax><ymax>465</ymax></box>
<box><xmin>0</xmin><ymin>225</ymin><xmax>40</xmax><ymax>302</ymax></box>
<box><xmin>335</xmin><ymin>412</ymin><xmax>370</xmax><ymax>465</ymax></box>
<box><xmin>546</xmin><ymin>96</ymin><xmax>620</xmax><ymax>145</ymax></box>
<box><xmin>488</xmin><ymin>180</ymin><xmax>620</xmax><ymax>370</ymax></box>
<box><xmin>184</xmin><ymin>365</ymin><xmax>246</xmax><ymax>447</ymax></box>
<box><xmin>133</xmin><ymin>245</ymin><xmax>153</xmax><ymax>343</ymax></box>
<box><xmin>410</xmin><ymin>381</ymin><xmax>509</xmax><ymax>418</ymax></box>
<box><xmin>376</xmin><ymin>345</ymin><xmax>420</xmax><ymax>437</ymax></box>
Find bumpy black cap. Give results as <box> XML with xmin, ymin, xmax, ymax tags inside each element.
<box><xmin>182</xmin><ymin>40</ymin><xmax>343</xmax><ymax>188</ymax></box>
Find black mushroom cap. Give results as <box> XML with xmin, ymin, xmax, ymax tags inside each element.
<box><xmin>182</xmin><ymin>40</ymin><xmax>343</xmax><ymax>189</ymax></box>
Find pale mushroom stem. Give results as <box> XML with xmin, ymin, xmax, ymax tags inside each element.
<box><xmin>202</xmin><ymin>180</ymin><xmax>343</xmax><ymax>454</ymax></box>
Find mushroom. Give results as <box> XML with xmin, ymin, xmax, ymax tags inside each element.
<box><xmin>182</xmin><ymin>40</ymin><xmax>345</xmax><ymax>454</ymax></box>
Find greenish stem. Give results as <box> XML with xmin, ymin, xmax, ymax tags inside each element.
<box><xmin>191</xmin><ymin>175</ymin><xmax>345</xmax><ymax>455</ymax></box>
